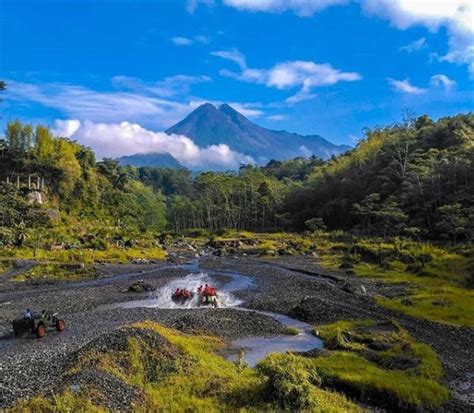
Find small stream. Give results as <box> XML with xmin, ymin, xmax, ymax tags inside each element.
<box><xmin>101</xmin><ymin>259</ymin><xmax>323</xmax><ymax>366</ymax></box>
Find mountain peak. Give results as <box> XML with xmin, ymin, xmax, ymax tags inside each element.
<box><xmin>218</xmin><ymin>103</ymin><xmax>234</xmax><ymax>111</ymax></box>
<box><xmin>166</xmin><ymin>103</ymin><xmax>350</xmax><ymax>162</ymax></box>
<box><xmin>196</xmin><ymin>102</ymin><xmax>217</xmax><ymax>112</ymax></box>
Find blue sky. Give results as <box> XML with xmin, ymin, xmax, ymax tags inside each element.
<box><xmin>0</xmin><ymin>0</ymin><xmax>473</xmax><ymax>165</ymax></box>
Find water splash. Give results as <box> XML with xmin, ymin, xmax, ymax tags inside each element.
<box><xmin>101</xmin><ymin>270</ymin><xmax>246</xmax><ymax>310</ymax></box>
<box><xmin>152</xmin><ymin>272</ymin><xmax>243</xmax><ymax>309</ymax></box>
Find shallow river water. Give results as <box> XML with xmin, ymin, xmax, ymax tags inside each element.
<box><xmin>103</xmin><ymin>259</ymin><xmax>323</xmax><ymax>366</ymax></box>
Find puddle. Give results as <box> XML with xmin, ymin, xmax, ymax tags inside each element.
<box><xmin>227</xmin><ymin>310</ymin><xmax>323</xmax><ymax>367</ymax></box>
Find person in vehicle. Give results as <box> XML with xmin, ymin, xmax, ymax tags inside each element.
<box><xmin>197</xmin><ymin>285</ymin><xmax>203</xmax><ymax>294</ymax></box>
<box><xmin>174</xmin><ymin>288</ymin><xmax>181</xmax><ymax>297</ymax></box>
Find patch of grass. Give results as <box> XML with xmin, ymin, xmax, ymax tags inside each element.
<box><xmin>309</xmin><ymin>234</ymin><xmax>473</xmax><ymax>327</ymax></box>
<box><xmin>0</xmin><ymin>259</ymin><xmax>12</xmax><ymax>275</ymax></box>
<box><xmin>313</xmin><ymin>352</ymin><xmax>448</xmax><ymax>409</ymax></box>
<box><xmin>378</xmin><ymin>286</ymin><xmax>474</xmax><ymax>328</ymax></box>
<box><xmin>1</xmin><ymin>246</ymin><xmax>165</xmax><ymax>264</ymax></box>
<box><xmin>257</xmin><ymin>353</ymin><xmax>362</xmax><ymax>412</ymax></box>
<box><xmin>13</xmin><ymin>391</ymin><xmax>107</xmax><ymax>413</ymax></box>
<box><xmin>12</xmin><ymin>262</ymin><xmax>96</xmax><ymax>281</ymax></box>
<box><xmin>313</xmin><ymin>319</ymin><xmax>449</xmax><ymax>410</ymax></box>
<box><xmin>283</xmin><ymin>326</ymin><xmax>301</xmax><ymax>336</ymax></box>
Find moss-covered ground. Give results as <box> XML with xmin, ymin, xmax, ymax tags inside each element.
<box><xmin>315</xmin><ymin>235</ymin><xmax>473</xmax><ymax>328</ymax></box>
<box><xmin>313</xmin><ymin>319</ymin><xmax>449</xmax><ymax>410</ymax></box>
<box><xmin>11</xmin><ymin>262</ymin><xmax>97</xmax><ymax>281</ymax></box>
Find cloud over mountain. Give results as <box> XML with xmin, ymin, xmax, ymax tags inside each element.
<box><xmin>53</xmin><ymin>119</ymin><xmax>254</xmax><ymax>168</ymax></box>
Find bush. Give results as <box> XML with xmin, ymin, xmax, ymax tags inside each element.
<box><xmin>258</xmin><ymin>353</ymin><xmax>320</xmax><ymax>410</ymax></box>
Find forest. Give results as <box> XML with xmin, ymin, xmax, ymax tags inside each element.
<box><xmin>0</xmin><ymin>113</ymin><xmax>473</xmax><ymax>250</ymax></box>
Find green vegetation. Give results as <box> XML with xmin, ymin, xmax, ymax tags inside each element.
<box><xmin>285</xmin><ymin>114</ymin><xmax>473</xmax><ymax>239</ymax></box>
<box><xmin>0</xmin><ymin>122</ymin><xmax>167</xmax><ymax>267</ymax></box>
<box><xmin>297</xmin><ymin>231</ymin><xmax>473</xmax><ymax>327</ymax></box>
<box><xmin>3</xmin><ymin>113</ymin><xmax>472</xmax><ymax>238</ymax></box>
<box><xmin>16</xmin><ymin>320</ymin><xmax>448</xmax><ymax>411</ymax></box>
<box><xmin>11</xmin><ymin>262</ymin><xmax>96</xmax><ymax>281</ymax></box>
<box><xmin>313</xmin><ymin>319</ymin><xmax>449</xmax><ymax>409</ymax></box>
<box><xmin>16</xmin><ymin>322</ymin><xmax>362</xmax><ymax>412</ymax></box>
<box><xmin>1</xmin><ymin>114</ymin><xmax>472</xmax><ymax>268</ymax></box>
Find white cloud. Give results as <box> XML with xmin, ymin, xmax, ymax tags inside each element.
<box><xmin>362</xmin><ymin>0</ymin><xmax>474</xmax><ymax>73</ymax></box>
<box><xmin>222</xmin><ymin>0</ymin><xmax>349</xmax><ymax>16</ymax></box>
<box><xmin>438</xmin><ymin>46</ymin><xmax>474</xmax><ymax>77</ymax></box>
<box><xmin>7</xmin><ymin>78</ymin><xmax>212</xmax><ymax>129</ymax></box>
<box><xmin>215</xmin><ymin>0</ymin><xmax>473</xmax><ymax>74</ymax></box>
<box><xmin>112</xmin><ymin>74</ymin><xmax>211</xmax><ymax>98</ymax></box>
<box><xmin>215</xmin><ymin>51</ymin><xmax>361</xmax><ymax>103</ymax></box>
<box><xmin>285</xmin><ymin>85</ymin><xmax>317</xmax><ymax>104</ymax></box>
<box><xmin>194</xmin><ymin>35</ymin><xmax>210</xmax><ymax>44</ymax></box>
<box><xmin>170</xmin><ymin>36</ymin><xmax>193</xmax><ymax>46</ymax></box>
<box><xmin>430</xmin><ymin>74</ymin><xmax>456</xmax><ymax>89</ymax></box>
<box><xmin>387</xmin><ymin>78</ymin><xmax>427</xmax><ymax>94</ymax></box>
<box><xmin>228</xmin><ymin>59</ymin><xmax>360</xmax><ymax>89</ymax></box>
<box><xmin>52</xmin><ymin>119</ymin><xmax>81</xmax><ymax>137</ymax></box>
<box><xmin>54</xmin><ymin>119</ymin><xmax>254</xmax><ymax>168</ymax></box>
<box><xmin>186</xmin><ymin>0</ymin><xmax>214</xmax><ymax>14</ymax></box>
<box><xmin>299</xmin><ymin>145</ymin><xmax>312</xmax><ymax>157</ymax></box>
<box><xmin>267</xmin><ymin>114</ymin><xmax>288</xmax><ymax>121</ymax></box>
<box><xmin>211</xmin><ymin>49</ymin><xmax>247</xmax><ymax>69</ymax></box>
<box><xmin>170</xmin><ymin>35</ymin><xmax>210</xmax><ymax>46</ymax></box>
<box><xmin>399</xmin><ymin>37</ymin><xmax>427</xmax><ymax>53</ymax></box>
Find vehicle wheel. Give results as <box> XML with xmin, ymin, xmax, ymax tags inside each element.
<box><xmin>56</xmin><ymin>319</ymin><xmax>65</xmax><ymax>331</ymax></box>
<box><xmin>36</xmin><ymin>324</ymin><xmax>46</xmax><ymax>338</ymax></box>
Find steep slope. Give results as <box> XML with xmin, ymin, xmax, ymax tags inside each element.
<box><xmin>166</xmin><ymin>103</ymin><xmax>350</xmax><ymax>162</ymax></box>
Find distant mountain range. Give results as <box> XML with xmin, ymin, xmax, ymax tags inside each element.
<box><xmin>119</xmin><ymin>103</ymin><xmax>350</xmax><ymax>169</ymax></box>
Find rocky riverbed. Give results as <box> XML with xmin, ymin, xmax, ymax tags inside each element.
<box><xmin>0</xmin><ymin>255</ymin><xmax>472</xmax><ymax>410</ymax></box>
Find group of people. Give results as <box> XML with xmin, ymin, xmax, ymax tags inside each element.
<box><xmin>197</xmin><ymin>284</ymin><xmax>216</xmax><ymax>297</ymax></box>
<box><xmin>171</xmin><ymin>283</ymin><xmax>218</xmax><ymax>307</ymax></box>
<box><xmin>173</xmin><ymin>288</ymin><xmax>192</xmax><ymax>298</ymax></box>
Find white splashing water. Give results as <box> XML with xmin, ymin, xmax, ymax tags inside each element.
<box><xmin>152</xmin><ymin>272</ymin><xmax>243</xmax><ymax>309</ymax></box>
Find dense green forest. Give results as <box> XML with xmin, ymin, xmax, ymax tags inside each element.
<box><xmin>0</xmin><ymin>113</ymin><xmax>472</xmax><ymax>250</ymax></box>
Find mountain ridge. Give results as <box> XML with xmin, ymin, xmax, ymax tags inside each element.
<box><xmin>166</xmin><ymin>103</ymin><xmax>350</xmax><ymax>162</ymax></box>
<box><xmin>120</xmin><ymin>103</ymin><xmax>350</xmax><ymax>168</ymax></box>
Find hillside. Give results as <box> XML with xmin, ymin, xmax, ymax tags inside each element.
<box><xmin>119</xmin><ymin>152</ymin><xmax>183</xmax><ymax>169</ymax></box>
<box><xmin>166</xmin><ymin>103</ymin><xmax>350</xmax><ymax>163</ymax></box>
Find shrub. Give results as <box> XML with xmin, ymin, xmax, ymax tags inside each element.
<box><xmin>258</xmin><ymin>353</ymin><xmax>319</xmax><ymax>410</ymax></box>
